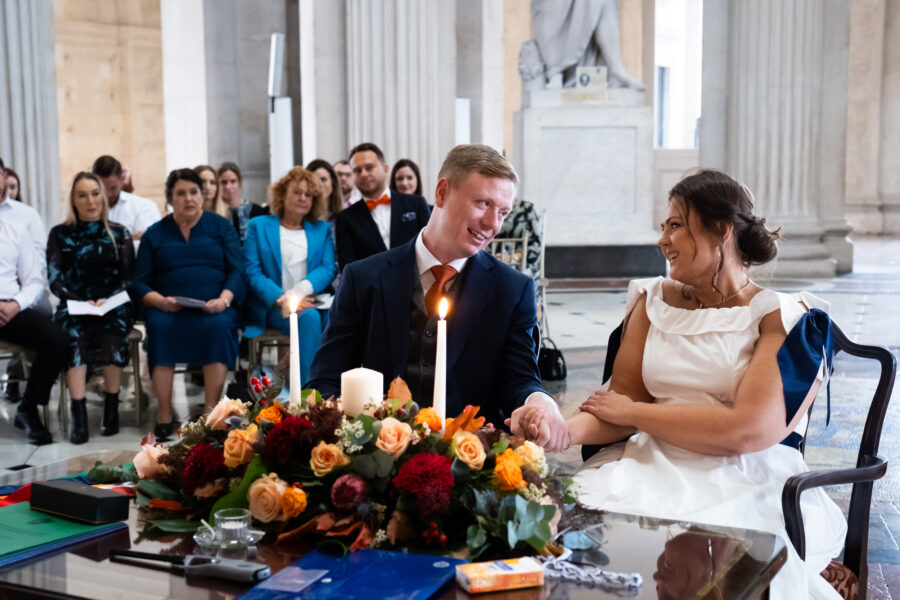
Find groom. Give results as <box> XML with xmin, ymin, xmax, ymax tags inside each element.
<box><xmin>307</xmin><ymin>145</ymin><xmax>565</xmax><ymax>432</ymax></box>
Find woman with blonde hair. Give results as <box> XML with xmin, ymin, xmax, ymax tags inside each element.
<box><xmin>194</xmin><ymin>164</ymin><xmax>227</xmax><ymax>217</ymax></box>
<box><xmin>47</xmin><ymin>171</ymin><xmax>135</xmax><ymax>444</ymax></box>
<box><xmin>243</xmin><ymin>166</ymin><xmax>337</xmax><ymax>384</ymax></box>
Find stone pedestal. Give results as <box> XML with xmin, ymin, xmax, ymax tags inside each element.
<box><xmin>514</xmin><ymin>90</ymin><xmax>663</xmax><ymax>278</ymax></box>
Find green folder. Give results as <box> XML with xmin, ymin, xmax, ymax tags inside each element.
<box><xmin>0</xmin><ymin>502</ymin><xmax>127</xmax><ymax>568</ymax></box>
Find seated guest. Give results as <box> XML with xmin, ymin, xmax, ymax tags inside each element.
<box><xmin>194</xmin><ymin>164</ymin><xmax>227</xmax><ymax>217</ymax></box>
<box><xmin>133</xmin><ymin>168</ymin><xmax>245</xmax><ymax>440</ymax></box>
<box><xmin>333</xmin><ymin>143</ymin><xmax>430</xmax><ymax>271</ymax></box>
<box><xmin>244</xmin><ymin>167</ymin><xmax>337</xmax><ymax>384</ymax></box>
<box><xmin>218</xmin><ymin>161</ymin><xmax>268</xmax><ymax>244</ymax></box>
<box><xmin>511</xmin><ymin>170</ymin><xmax>846</xmax><ymax>598</ymax></box>
<box><xmin>92</xmin><ymin>155</ymin><xmax>161</xmax><ymax>241</ymax></box>
<box><xmin>306</xmin><ymin>159</ymin><xmax>343</xmax><ymax>221</ymax></box>
<box><xmin>4</xmin><ymin>167</ymin><xmax>21</xmax><ymax>202</ymax></box>
<box><xmin>496</xmin><ymin>198</ymin><xmax>542</xmax><ymax>282</ymax></box>
<box><xmin>0</xmin><ymin>157</ymin><xmax>67</xmax><ymax>445</ymax></box>
<box><xmin>390</xmin><ymin>158</ymin><xmax>424</xmax><ymax>199</ymax></box>
<box><xmin>47</xmin><ymin>172</ymin><xmax>135</xmax><ymax>444</ymax></box>
<box><xmin>308</xmin><ymin>144</ymin><xmax>558</xmax><ymax>429</ymax></box>
<box><xmin>334</xmin><ymin>159</ymin><xmax>361</xmax><ymax>208</ymax></box>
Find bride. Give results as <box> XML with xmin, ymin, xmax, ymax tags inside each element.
<box><xmin>510</xmin><ymin>169</ymin><xmax>846</xmax><ymax>599</ymax></box>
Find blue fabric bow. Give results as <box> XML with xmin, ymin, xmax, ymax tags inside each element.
<box><xmin>777</xmin><ymin>309</ymin><xmax>835</xmax><ymax>450</ymax></box>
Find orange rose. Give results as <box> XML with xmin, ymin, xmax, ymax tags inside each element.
<box><xmin>453</xmin><ymin>430</ymin><xmax>486</xmax><ymax>470</ymax></box>
<box><xmin>375</xmin><ymin>417</ymin><xmax>412</xmax><ymax>459</ymax></box>
<box><xmin>248</xmin><ymin>473</ymin><xmax>287</xmax><ymax>523</ymax></box>
<box><xmin>205</xmin><ymin>397</ymin><xmax>247</xmax><ymax>430</ymax></box>
<box><xmin>133</xmin><ymin>444</ymin><xmax>168</xmax><ymax>479</ymax></box>
<box><xmin>415</xmin><ymin>407</ymin><xmax>442</xmax><ymax>432</ymax></box>
<box><xmin>256</xmin><ymin>403</ymin><xmax>286</xmax><ymax>425</ymax></box>
<box><xmin>224</xmin><ymin>424</ymin><xmax>258</xmax><ymax>468</ymax></box>
<box><xmin>494</xmin><ymin>448</ymin><xmax>525</xmax><ymax>491</ymax></box>
<box><xmin>281</xmin><ymin>485</ymin><xmax>307</xmax><ymax>519</ymax></box>
<box><xmin>310</xmin><ymin>441</ymin><xmax>350</xmax><ymax>477</ymax></box>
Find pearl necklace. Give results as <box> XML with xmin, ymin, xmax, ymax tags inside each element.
<box><xmin>696</xmin><ymin>278</ymin><xmax>753</xmax><ymax>309</ymax></box>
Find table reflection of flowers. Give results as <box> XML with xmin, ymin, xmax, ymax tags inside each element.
<box><xmin>90</xmin><ymin>377</ymin><xmax>576</xmax><ymax>559</ymax></box>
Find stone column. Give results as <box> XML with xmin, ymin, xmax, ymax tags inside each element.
<box><xmin>345</xmin><ymin>0</ymin><xmax>456</xmax><ymax>195</ymax></box>
<box><xmin>0</xmin><ymin>0</ymin><xmax>61</xmax><ymax>225</ymax></box>
<box><xmin>701</xmin><ymin>0</ymin><xmax>853</xmax><ymax>276</ymax></box>
<box><xmin>880</xmin><ymin>0</ymin><xmax>900</xmax><ymax>233</ymax></box>
<box><xmin>456</xmin><ymin>0</ymin><xmax>504</xmax><ymax>151</ymax></box>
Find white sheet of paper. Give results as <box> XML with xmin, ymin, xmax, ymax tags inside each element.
<box><xmin>173</xmin><ymin>296</ymin><xmax>208</xmax><ymax>309</ymax></box>
<box><xmin>66</xmin><ymin>290</ymin><xmax>131</xmax><ymax>316</ymax></box>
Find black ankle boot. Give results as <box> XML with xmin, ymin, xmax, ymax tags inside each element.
<box><xmin>70</xmin><ymin>399</ymin><xmax>89</xmax><ymax>444</ymax></box>
<box><xmin>101</xmin><ymin>392</ymin><xmax>120</xmax><ymax>436</ymax></box>
<box><xmin>14</xmin><ymin>404</ymin><xmax>52</xmax><ymax>445</ymax></box>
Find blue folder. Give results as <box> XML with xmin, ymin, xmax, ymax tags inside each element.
<box><xmin>239</xmin><ymin>549</ymin><xmax>466</xmax><ymax>600</ymax></box>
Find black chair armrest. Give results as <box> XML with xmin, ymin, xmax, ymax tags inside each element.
<box><xmin>781</xmin><ymin>455</ymin><xmax>887</xmax><ymax>560</ymax></box>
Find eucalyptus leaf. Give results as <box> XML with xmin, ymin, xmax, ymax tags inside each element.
<box><xmin>506</xmin><ymin>520</ymin><xmax>518</xmax><ymax>549</ymax></box>
<box><xmin>352</xmin><ymin>454</ymin><xmax>376</xmax><ymax>479</ymax></box>
<box><xmin>137</xmin><ymin>479</ymin><xmax>181</xmax><ymax>502</ymax></box>
<box><xmin>450</xmin><ymin>457</ymin><xmax>472</xmax><ymax>484</ymax></box>
<box><xmin>371</xmin><ymin>450</ymin><xmax>394</xmax><ymax>478</ymax></box>
<box><xmin>467</xmin><ymin>524</ymin><xmax>487</xmax><ymax>549</ymax></box>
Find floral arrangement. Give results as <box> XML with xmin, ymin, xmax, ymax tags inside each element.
<box><xmin>90</xmin><ymin>377</ymin><xmax>575</xmax><ymax>558</ymax></box>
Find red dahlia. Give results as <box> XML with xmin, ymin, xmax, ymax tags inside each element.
<box><xmin>393</xmin><ymin>453</ymin><xmax>453</xmax><ymax>495</ymax></box>
<box><xmin>263</xmin><ymin>416</ymin><xmax>314</xmax><ymax>464</ymax></box>
<box><xmin>182</xmin><ymin>443</ymin><xmax>227</xmax><ymax>494</ymax></box>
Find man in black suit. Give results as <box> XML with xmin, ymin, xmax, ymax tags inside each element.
<box><xmin>334</xmin><ymin>143</ymin><xmax>431</xmax><ymax>270</ymax></box>
<box><xmin>309</xmin><ymin>144</ymin><xmax>565</xmax><ymax>434</ymax></box>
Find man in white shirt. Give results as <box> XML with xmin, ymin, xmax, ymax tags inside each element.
<box><xmin>0</xmin><ymin>158</ymin><xmax>68</xmax><ymax>445</ymax></box>
<box><xmin>334</xmin><ymin>160</ymin><xmax>362</xmax><ymax>209</ymax></box>
<box><xmin>333</xmin><ymin>143</ymin><xmax>430</xmax><ymax>271</ymax></box>
<box><xmin>92</xmin><ymin>155</ymin><xmax>161</xmax><ymax>240</ymax></box>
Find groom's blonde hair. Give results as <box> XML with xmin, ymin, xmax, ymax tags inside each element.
<box><xmin>438</xmin><ymin>145</ymin><xmax>518</xmax><ymax>190</ymax></box>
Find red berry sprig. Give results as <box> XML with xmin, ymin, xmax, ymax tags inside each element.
<box><xmin>421</xmin><ymin>521</ymin><xmax>447</xmax><ymax>547</ymax></box>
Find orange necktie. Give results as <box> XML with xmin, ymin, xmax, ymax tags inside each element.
<box><xmin>425</xmin><ymin>265</ymin><xmax>457</xmax><ymax>315</ymax></box>
<box><xmin>366</xmin><ymin>194</ymin><xmax>390</xmax><ymax>211</ymax></box>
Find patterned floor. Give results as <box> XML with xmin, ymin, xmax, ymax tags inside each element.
<box><xmin>0</xmin><ymin>236</ymin><xmax>898</xmax><ymax>596</ymax></box>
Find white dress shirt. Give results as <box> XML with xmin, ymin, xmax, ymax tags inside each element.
<box><xmin>108</xmin><ymin>190</ymin><xmax>162</xmax><ymax>237</ymax></box>
<box><xmin>368</xmin><ymin>187</ymin><xmax>392</xmax><ymax>250</ymax></box>
<box><xmin>343</xmin><ymin>188</ymin><xmax>363</xmax><ymax>209</ymax></box>
<box><xmin>280</xmin><ymin>226</ymin><xmax>314</xmax><ymax>299</ymax></box>
<box><xmin>0</xmin><ymin>197</ymin><xmax>47</xmax><ymax>274</ymax></box>
<box><xmin>0</xmin><ymin>219</ymin><xmax>44</xmax><ymax>310</ymax></box>
<box><xmin>414</xmin><ymin>230</ymin><xmax>558</xmax><ymax>414</ymax></box>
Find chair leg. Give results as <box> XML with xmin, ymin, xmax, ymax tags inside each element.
<box><xmin>131</xmin><ymin>337</ymin><xmax>143</xmax><ymax>429</ymax></box>
<box><xmin>58</xmin><ymin>371</ymin><xmax>68</xmax><ymax>435</ymax></box>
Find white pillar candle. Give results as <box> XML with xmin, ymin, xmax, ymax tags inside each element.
<box><xmin>341</xmin><ymin>367</ymin><xmax>383</xmax><ymax>417</ymax></box>
<box><xmin>288</xmin><ymin>294</ymin><xmax>301</xmax><ymax>407</ymax></box>
<box><xmin>433</xmin><ymin>298</ymin><xmax>449</xmax><ymax>430</ymax></box>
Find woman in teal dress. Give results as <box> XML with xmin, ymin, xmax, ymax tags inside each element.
<box><xmin>133</xmin><ymin>168</ymin><xmax>245</xmax><ymax>440</ymax></box>
<box><xmin>47</xmin><ymin>172</ymin><xmax>135</xmax><ymax>444</ymax></box>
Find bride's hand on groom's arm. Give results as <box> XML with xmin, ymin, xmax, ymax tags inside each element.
<box><xmin>579</xmin><ymin>390</ymin><xmax>637</xmax><ymax>427</ymax></box>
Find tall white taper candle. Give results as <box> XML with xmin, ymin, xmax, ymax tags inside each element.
<box><xmin>433</xmin><ymin>298</ymin><xmax>449</xmax><ymax>430</ymax></box>
<box><xmin>288</xmin><ymin>294</ymin><xmax>300</xmax><ymax>406</ymax></box>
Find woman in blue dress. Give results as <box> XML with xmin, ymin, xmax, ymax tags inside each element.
<box><xmin>244</xmin><ymin>166</ymin><xmax>337</xmax><ymax>385</ymax></box>
<box><xmin>47</xmin><ymin>172</ymin><xmax>135</xmax><ymax>444</ymax></box>
<box><xmin>133</xmin><ymin>168</ymin><xmax>245</xmax><ymax>440</ymax></box>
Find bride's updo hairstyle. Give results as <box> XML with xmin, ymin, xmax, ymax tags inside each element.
<box><xmin>668</xmin><ymin>169</ymin><xmax>780</xmax><ymax>267</ymax></box>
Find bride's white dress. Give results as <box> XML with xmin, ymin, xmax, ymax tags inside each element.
<box><xmin>575</xmin><ymin>277</ymin><xmax>847</xmax><ymax>599</ymax></box>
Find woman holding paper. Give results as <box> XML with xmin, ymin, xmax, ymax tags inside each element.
<box><xmin>243</xmin><ymin>166</ymin><xmax>337</xmax><ymax>385</ymax></box>
<box><xmin>133</xmin><ymin>168</ymin><xmax>245</xmax><ymax>441</ymax></box>
<box><xmin>47</xmin><ymin>172</ymin><xmax>135</xmax><ymax>444</ymax></box>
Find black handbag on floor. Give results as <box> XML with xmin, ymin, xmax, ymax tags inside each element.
<box><xmin>538</xmin><ymin>338</ymin><xmax>567</xmax><ymax>381</ymax></box>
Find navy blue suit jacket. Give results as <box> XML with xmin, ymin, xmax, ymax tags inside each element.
<box><xmin>334</xmin><ymin>192</ymin><xmax>430</xmax><ymax>270</ymax></box>
<box><xmin>308</xmin><ymin>238</ymin><xmax>546</xmax><ymax>428</ymax></box>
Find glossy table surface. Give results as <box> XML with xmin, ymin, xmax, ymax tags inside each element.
<box><xmin>0</xmin><ymin>450</ymin><xmax>786</xmax><ymax>600</ymax></box>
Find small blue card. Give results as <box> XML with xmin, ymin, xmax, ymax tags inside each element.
<box><xmin>238</xmin><ymin>549</ymin><xmax>466</xmax><ymax>600</ymax></box>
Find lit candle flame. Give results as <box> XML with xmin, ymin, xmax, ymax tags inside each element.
<box><xmin>438</xmin><ymin>298</ymin><xmax>449</xmax><ymax>319</ymax></box>
<box><xmin>288</xmin><ymin>294</ymin><xmax>299</xmax><ymax>313</ymax></box>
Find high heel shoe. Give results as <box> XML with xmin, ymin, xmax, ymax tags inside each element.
<box><xmin>153</xmin><ymin>419</ymin><xmax>179</xmax><ymax>441</ymax></box>
<box><xmin>101</xmin><ymin>392</ymin><xmax>119</xmax><ymax>436</ymax></box>
<box><xmin>70</xmin><ymin>399</ymin><xmax>89</xmax><ymax>444</ymax></box>
<box><xmin>14</xmin><ymin>404</ymin><xmax>53</xmax><ymax>445</ymax></box>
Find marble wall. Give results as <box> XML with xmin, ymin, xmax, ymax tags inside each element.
<box><xmin>53</xmin><ymin>0</ymin><xmax>167</xmax><ymax>208</ymax></box>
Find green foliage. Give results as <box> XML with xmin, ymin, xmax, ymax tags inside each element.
<box><xmin>209</xmin><ymin>457</ymin><xmax>267</xmax><ymax>525</ymax></box>
<box><xmin>142</xmin><ymin>518</ymin><xmax>201</xmax><ymax>533</ymax></box>
<box><xmin>88</xmin><ymin>461</ymin><xmax>138</xmax><ymax>484</ymax></box>
<box><xmin>137</xmin><ymin>479</ymin><xmax>181</xmax><ymax>502</ymax></box>
<box><xmin>301</xmin><ymin>388</ymin><xmax>323</xmax><ymax>407</ymax></box>
<box><xmin>489</xmin><ymin>438</ymin><xmax>510</xmax><ymax>456</ymax></box>
<box><xmin>464</xmin><ymin>493</ymin><xmax>556</xmax><ymax>557</ymax></box>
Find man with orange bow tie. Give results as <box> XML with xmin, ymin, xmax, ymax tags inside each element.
<box><xmin>309</xmin><ymin>145</ymin><xmax>562</xmax><ymax>434</ymax></box>
<box><xmin>334</xmin><ymin>143</ymin><xmax>431</xmax><ymax>271</ymax></box>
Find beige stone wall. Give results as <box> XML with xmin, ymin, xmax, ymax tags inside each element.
<box><xmin>53</xmin><ymin>0</ymin><xmax>166</xmax><ymax>210</ymax></box>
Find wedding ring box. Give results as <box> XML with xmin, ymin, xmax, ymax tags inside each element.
<box><xmin>30</xmin><ymin>480</ymin><xmax>129</xmax><ymax>524</ymax></box>
<box><xmin>455</xmin><ymin>556</ymin><xmax>544</xmax><ymax>594</ymax></box>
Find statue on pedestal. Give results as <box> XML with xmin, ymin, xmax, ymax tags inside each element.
<box><xmin>520</xmin><ymin>0</ymin><xmax>645</xmax><ymax>91</ymax></box>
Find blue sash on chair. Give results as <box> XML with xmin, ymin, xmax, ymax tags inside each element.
<box><xmin>777</xmin><ymin>308</ymin><xmax>835</xmax><ymax>450</ymax></box>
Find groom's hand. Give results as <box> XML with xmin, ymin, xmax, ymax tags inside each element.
<box><xmin>506</xmin><ymin>395</ymin><xmax>569</xmax><ymax>452</ymax></box>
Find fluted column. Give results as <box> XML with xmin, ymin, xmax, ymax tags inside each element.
<box><xmin>345</xmin><ymin>0</ymin><xmax>456</xmax><ymax>194</ymax></box>
<box><xmin>0</xmin><ymin>0</ymin><xmax>61</xmax><ymax>225</ymax></box>
<box><xmin>702</xmin><ymin>0</ymin><xmax>853</xmax><ymax>276</ymax></box>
